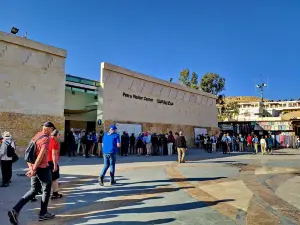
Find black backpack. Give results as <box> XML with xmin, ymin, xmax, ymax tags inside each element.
<box><xmin>4</xmin><ymin>141</ymin><xmax>15</xmax><ymax>157</ymax></box>
<box><xmin>24</xmin><ymin>135</ymin><xmax>47</xmax><ymax>164</ymax></box>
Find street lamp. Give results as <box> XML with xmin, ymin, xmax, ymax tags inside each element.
<box><xmin>11</xmin><ymin>27</ymin><xmax>19</xmax><ymax>34</ymax></box>
<box><xmin>256</xmin><ymin>82</ymin><xmax>267</xmax><ymax>117</ymax></box>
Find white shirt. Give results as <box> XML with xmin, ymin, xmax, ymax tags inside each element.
<box><xmin>260</xmin><ymin>138</ymin><xmax>266</xmax><ymax>145</ymax></box>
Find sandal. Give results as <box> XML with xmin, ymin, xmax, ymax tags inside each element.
<box><xmin>51</xmin><ymin>193</ymin><xmax>63</xmax><ymax>199</ymax></box>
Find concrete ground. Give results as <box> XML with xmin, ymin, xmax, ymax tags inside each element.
<box><xmin>2</xmin><ymin>148</ymin><xmax>300</xmax><ymax>225</ymax></box>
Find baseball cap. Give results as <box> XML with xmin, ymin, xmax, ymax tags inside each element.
<box><xmin>43</xmin><ymin>122</ymin><xmax>56</xmax><ymax>129</ymax></box>
<box><xmin>110</xmin><ymin>124</ymin><xmax>117</xmax><ymax>130</ymax></box>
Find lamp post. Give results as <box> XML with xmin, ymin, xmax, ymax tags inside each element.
<box><xmin>256</xmin><ymin>83</ymin><xmax>267</xmax><ymax>117</ymax></box>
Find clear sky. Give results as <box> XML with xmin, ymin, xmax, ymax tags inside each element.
<box><xmin>2</xmin><ymin>0</ymin><xmax>300</xmax><ymax>100</ymax></box>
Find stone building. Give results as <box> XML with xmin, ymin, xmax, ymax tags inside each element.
<box><xmin>98</xmin><ymin>63</ymin><xmax>219</xmax><ymax>147</ymax></box>
<box><xmin>0</xmin><ymin>31</ymin><xmax>218</xmax><ymax>149</ymax></box>
<box><xmin>0</xmin><ymin>31</ymin><xmax>67</xmax><ymax>148</ymax></box>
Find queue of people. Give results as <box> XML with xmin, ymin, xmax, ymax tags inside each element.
<box><xmin>65</xmin><ymin>128</ymin><xmax>188</xmax><ymax>158</ymax></box>
<box><xmin>195</xmin><ymin>133</ymin><xmax>275</xmax><ymax>155</ymax></box>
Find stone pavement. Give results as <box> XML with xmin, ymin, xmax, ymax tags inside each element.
<box><xmin>2</xmin><ymin>149</ymin><xmax>300</xmax><ymax>224</ymax></box>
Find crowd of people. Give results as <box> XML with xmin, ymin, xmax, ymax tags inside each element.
<box><xmin>195</xmin><ymin>133</ymin><xmax>277</xmax><ymax>155</ymax></box>
<box><xmin>66</xmin><ymin>129</ymin><xmax>188</xmax><ymax>158</ymax></box>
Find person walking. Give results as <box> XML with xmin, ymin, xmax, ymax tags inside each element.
<box><xmin>167</xmin><ymin>131</ymin><xmax>175</xmax><ymax>155</ymax></box>
<box><xmin>48</xmin><ymin>129</ymin><xmax>63</xmax><ymax>199</ymax></box>
<box><xmin>98</xmin><ymin>125</ymin><xmax>120</xmax><ymax>186</ymax></box>
<box><xmin>0</xmin><ymin>132</ymin><xmax>15</xmax><ymax>187</ymax></box>
<box><xmin>252</xmin><ymin>135</ymin><xmax>259</xmax><ymax>154</ymax></box>
<box><xmin>8</xmin><ymin>122</ymin><xmax>56</xmax><ymax>224</ymax></box>
<box><xmin>260</xmin><ymin>135</ymin><xmax>267</xmax><ymax>155</ymax></box>
<box><xmin>175</xmin><ymin>131</ymin><xmax>187</xmax><ymax>163</ymax></box>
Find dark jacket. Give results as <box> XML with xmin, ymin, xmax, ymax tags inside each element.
<box><xmin>130</xmin><ymin>135</ymin><xmax>136</xmax><ymax>145</ymax></box>
<box><xmin>175</xmin><ymin>136</ymin><xmax>187</xmax><ymax>148</ymax></box>
<box><xmin>121</xmin><ymin>134</ymin><xmax>129</xmax><ymax>146</ymax></box>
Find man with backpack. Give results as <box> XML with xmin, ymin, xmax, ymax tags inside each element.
<box><xmin>8</xmin><ymin>122</ymin><xmax>56</xmax><ymax>224</ymax></box>
<box><xmin>0</xmin><ymin>132</ymin><xmax>16</xmax><ymax>187</ymax></box>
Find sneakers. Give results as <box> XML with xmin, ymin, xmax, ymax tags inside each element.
<box><xmin>38</xmin><ymin>212</ymin><xmax>55</xmax><ymax>221</ymax></box>
<box><xmin>1</xmin><ymin>183</ymin><xmax>9</xmax><ymax>187</ymax></box>
<box><xmin>8</xmin><ymin>209</ymin><xmax>18</xmax><ymax>225</ymax></box>
<box><xmin>98</xmin><ymin>177</ymin><xmax>104</xmax><ymax>186</ymax></box>
<box><xmin>110</xmin><ymin>179</ymin><xmax>116</xmax><ymax>185</ymax></box>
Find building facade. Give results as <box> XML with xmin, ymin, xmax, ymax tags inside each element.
<box><xmin>238</xmin><ymin>100</ymin><xmax>300</xmax><ymax>121</ymax></box>
<box><xmin>0</xmin><ymin>31</ymin><xmax>66</xmax><ymax>148</ymax></box>
<box><xmin>98</xmin><ymin>63</ymin><xmax>218</xmax><ymax>146</ymax></box>
<box><xmin>0</xmin><ymin>31</ymin><xmax>218</xmax><ymax>149</ymax></box>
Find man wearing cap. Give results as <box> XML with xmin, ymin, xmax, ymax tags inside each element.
<box><xmin>8</xmin><ymin>122</ymin><xmax>56</xmax><ymax>224</ymax></box>
<box><xmin>98</xmin><ymin>124</ymin><xmax>121</xmax><ymax>186</ymax></box>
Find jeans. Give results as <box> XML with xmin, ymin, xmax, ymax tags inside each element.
<box><xmin>232</xmin><ymin>143</ymin><xmax>237</xmax><ymax>152</ymax></box>
<box><xmin>100</xmin><ymin>153</ymin><xmax>117</xmax><ymax>181</ymax></box>
<box><xmin>167</xmin><ymin>143</ymin><xmax>173</xmax><ymax>155</ymax></box>
<box><xmin>14</xmin><ymin>167</ymin><xmax>51</xmax><ymax>216</ymax></box>
<box><xmin>68</xmin><ymin>143</ymin><xmax>76</xmax><ymax>157</ymax></box>
<box><xmin>1</xmin><ymin>160</ymin><xmax>12</xmax><ymax>184</ymax></box>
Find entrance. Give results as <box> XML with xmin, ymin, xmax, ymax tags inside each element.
<box><xmin>194</xmin><ymin>128</ymin><xmax>207</xmax><ymax>140</ymax></box>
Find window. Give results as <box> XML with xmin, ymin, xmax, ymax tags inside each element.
<box><xmin>66</xmin><ymin>76</ymin><xmax>81</xmax><ymax>83</ymax></box>
<box><xmin>86</xmin><ymin>90</ymin><xmax>97</xmax><ymax>94</ymax></box>
<box><xmin>81</xmin><ymin>79</ymin><xmax>95</xmax><ymax>86</ymax></box>
<box><xmin>71</xmin><ymin>87</ymin><xmax>85</xmax><ymax>93</ymax></box>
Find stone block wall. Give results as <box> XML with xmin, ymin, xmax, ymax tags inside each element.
<box><xmin>0</xmin><ymin>31</ymin><xmax>67</xmax><ymax>150</ymax></box>
<box><xmin>0</xmin><ymin>112</ymin><xmax>64</xmax><ymax>152</ymax></box>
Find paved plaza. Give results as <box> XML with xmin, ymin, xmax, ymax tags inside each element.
<box><xmin>2</xmin><ymin>149</ymin><xmax>300</xmax><ymax>225</ymax></box>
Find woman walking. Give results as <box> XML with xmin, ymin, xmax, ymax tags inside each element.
<box><xmin>48</xmin><ymin>129</ymin><xmax>63</xmax><ymax>199</ymax></box>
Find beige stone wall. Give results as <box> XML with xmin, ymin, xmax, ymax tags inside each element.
<box><xmin>100</xmin><ymin>62</ymin><xmax>218</xmax><ymax>128</ymax></box>
<box><xmin>0</xmin><ymin>31</ymin><xmax>67</xmax><ymax>148</ymax></box>
<box><xmin>0</xmin><ymin>112</ymin><xmax>64</xmax><ymax>152</ymax></box>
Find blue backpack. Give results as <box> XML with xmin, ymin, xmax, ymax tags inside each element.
<box><xmin>24</xmin><ymin>135</ymin><xmax>47</xmax><ymax>164</ymax></box>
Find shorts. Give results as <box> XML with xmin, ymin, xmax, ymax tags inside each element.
<box><xmin>48</xmin><ymin>161</ymin><xmax>60</xmax><ymax>181</ymax></box>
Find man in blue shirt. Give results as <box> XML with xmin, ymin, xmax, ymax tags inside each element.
<box><xmin>98</xmin><ymin>125</ymin><xmax>120</xmax><ymax>186</ymax></box>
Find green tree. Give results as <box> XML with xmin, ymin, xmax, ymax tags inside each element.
<box><xmin>190</xmin><ymin>72</ymin><xmax>198</xmax><ymax>89</ymax></box>
<box><xmin>179</xmin><ymin>69</ymin><xmax>190</xmax><ymax>87</ymax></box>
<box><xmin>199</xmin><ymin>73</ymin><xmax>225</xmax><ymax>95</ymax></box>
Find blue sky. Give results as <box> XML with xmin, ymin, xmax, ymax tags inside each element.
<box><xmin>2</xmin><ymin>0</ymin><xmax>300</xmax><ymax>100</ymax></box>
